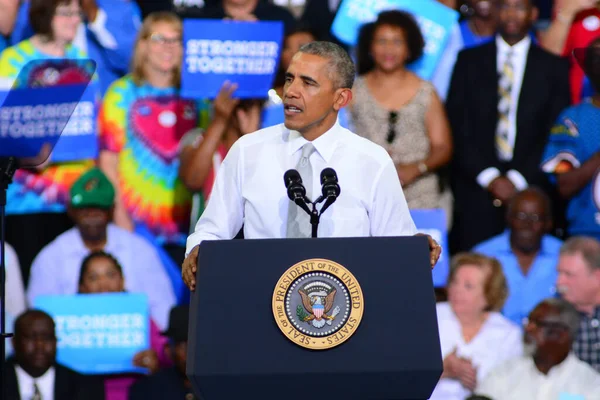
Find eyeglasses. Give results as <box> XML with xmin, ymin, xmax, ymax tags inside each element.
<box><xmin>149</xmin><ymin>33</ymin><xmax>182</xmax><ymax>46</ymax></box>
<box><xmin>524</xmin><ymin>317</ymin><xmax>569</xmax><ymax>338</ymax></box>
<box><xmin>55</xmin><ymin>8</ymin><xmax>84</xmax><ymax>18</ymax></box>
<box><xmin>386</xmin><ymin>111</ymin><xmax>398</xmax><ymax>144</ymax></box>
<box><xmin>511</xmin><ymin>212</ymin><xmax>547</xmax><ymax>223</ymax></box>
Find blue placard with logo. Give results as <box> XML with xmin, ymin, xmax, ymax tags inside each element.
<box><xmin>410</xmin><ymin>208</ymin><xmax>449</xmax><ymax>287</ymax></box>
<box><xmin>0</xmin><ymin>58</ymin><xmax>98</xmax><ymax>162</ymax></box>
<box><xmin>182</xmin><ymin>19</ymin><xmax>283</xmax><ymax>99</ymax></box>
<box><xmin>331</xmin><ymin>0</ymin><xmax>458</xmax><ymax>79</ymax></box>
<box><xmin>35</xmin><ymin>293</ymin><xmax>150</xmax><ymax>375</ymax></box>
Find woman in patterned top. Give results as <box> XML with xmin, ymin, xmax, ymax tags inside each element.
<box><xmin>99</xmin><ymin>12</ymin><xmax>200</xmax><ymax>265</ymax></box>
<box><xmin>350</xmin><ymin>10</ymin><xmax>453</xmax><ymax>212</ymax></box>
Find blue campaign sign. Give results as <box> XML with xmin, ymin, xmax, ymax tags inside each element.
<box><xmin>331</xmin><ymin>0</ymin><xmax>459</xmax><ymax>79</ymax></box>
<box><xmin>35</xmin><ymin>293</ymin><xmax>150</xmax><ymax>375</ymax></box>
<box><xmin>410</xmin><ymin>208</ymin><xmax>449</xmax><ymax>287</ymax></box>
<box><xmin>0</xmin><ymin>58</ymin><xmax>98</xmax><ymax>162</ymax></box>
<box><xmin>182</xmin><ymin>19</ymin><xmax>283</xmax><ymax>99</ymax></box>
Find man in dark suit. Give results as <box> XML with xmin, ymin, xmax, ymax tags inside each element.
<box><xmin>129</xmin><ymin>305</ymin><xmax>195</xmax><ymax>399</ymax></box>
<box><xmin>447</xmin><ymin>0</ymin><xmax>570</xmax><ymax>253</ymax></box>
<box><xmin>4</xmin><ymin>310</ymin><xmax>104</xmax><ymax>400</ymax></box>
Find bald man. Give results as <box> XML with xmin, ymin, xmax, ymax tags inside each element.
<box><xmin>474</xmin><ymin>188</ymin><xmax>563</xmax><ymax>325</ymax></box>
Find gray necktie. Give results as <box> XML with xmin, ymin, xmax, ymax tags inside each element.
<box><xmin>31</xmin><ymin>383</ymin><xmax>41</xmax><ymax>400</ymax></box>
<box><xmin>286</xmin><ymin>143</ymin><xmax>316</xmax><ymax>238</ymax></box>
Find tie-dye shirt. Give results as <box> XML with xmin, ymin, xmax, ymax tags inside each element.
<box><xmin>0</xmin><ymin>39</ymin><xmax>94</xmax><ymax>214</ymax></box>
<box><xmin>99</xmin><ymin>75</ymin><xmax>204</xmax><ymax>246</ymax></box>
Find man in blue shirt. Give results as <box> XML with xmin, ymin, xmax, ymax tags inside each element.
<box><xmin>474</xmin><ymin>188</ymin><xmax>563</xmax><ymax>325</ymax></box>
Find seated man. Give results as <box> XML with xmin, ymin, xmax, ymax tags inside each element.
<box><xmin>27</xmin><ymin>168</ymin><xmax>175</xmax><ymax>330</ymax></box>
<box><xmin>475</xmin><ymin>298</ymin><xmax>600</xmax><ymax>400</ymax></box>
<box><xmin>474</xmin><ymin>188</ymin><xmax>563</xmax><ymax>325</ymax></box>
<box><xmin>129</xmin><ymin>305</ymin><xmax>194</xmax><ymax>399</ymax></box>
<box><xmin>4</xmin><ymin>309</ymin><xmax>104</xmax><ymax>399</ymax></box>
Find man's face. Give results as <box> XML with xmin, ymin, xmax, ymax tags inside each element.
<box><xmin>71</xmin><ymin>207</ymin><xmax>110</xmax><ymax>241</ymax></box>
<box><xmin>524</xmin><ymin>303</ymin><xmax>570</xmax><ymax>361</ymax></box>
<box><xmin>508</xmin><ymin>194</ymin><xmax>549</xmax><ymax>254</ymax></box>
<box><xmin>14</xmin><ymin>315</ymin><xmax>57</xmax><ymax>377</ymax></box>
<box><xmin>498</xmin><ymin>0</ymin><xmax>535</xmax><ymax>41</ymax></box>
<box><xmin>557</xmin><ymin>253</ymin><xmax>600</xmax><ymax>309</ymax></box>
<box><xmin>283</xmin><ymin>53</ymin><xmax>340</xmax><ymax>135</ymax></box>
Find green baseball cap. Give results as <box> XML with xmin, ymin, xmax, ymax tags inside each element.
<box><xmin>70</xmin><ymin>168</ymin><xmax>115</xmax><ymax>209</ymax></box>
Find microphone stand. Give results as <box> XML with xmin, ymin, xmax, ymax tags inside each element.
<box><xmin>305</xmin><ymin>195</ymin><xmax>330</xmax><ymax>239</ymax></box>
<box><xmin>0</xmin><ymin>156</ymin><xmax>16</xmax><ymax>400</ymax></box>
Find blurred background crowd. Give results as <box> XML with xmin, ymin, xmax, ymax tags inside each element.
<box><xmin>2</xmin><ymin>0</ymin><xmax>600</xmax><ymax>399</ymax></box>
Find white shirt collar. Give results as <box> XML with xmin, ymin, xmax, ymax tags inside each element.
<box><xmin>15</xmin><ymin>365</ymin><xmax>55</xmax><ymax>400</ymax></box>
<box><xmin>527</xmin><ymin>353</ymin><xmax>579</xmax><ymax>378</ymax></box>
<box><xmin>286</xmin><ymin>118</ymin><xmax>343</xmax><ymax>163</ymax></box>
<box><xmin>496</xmin><ymin>34</ymin><xmax>531</xmax><ymax>57</ymax></box>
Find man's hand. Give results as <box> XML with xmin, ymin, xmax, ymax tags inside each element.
<box><xmin>182</xmin><ymin>245</ymin><xmax>199</xmax><ymax>291</ymax></box>
<box><xmin>488</xmin><ymin>176</ymin><xmax>517</xmax><ymax>203</ymax></box>
<box><xmin>415</xmin><ymin>233</ymin><xmax>441</xmax><ymax>268</ymax></box>
<box><xmin>132</xmin><ymin>349</ymin><xmax>159</xmax><ymax>374</ymax></box>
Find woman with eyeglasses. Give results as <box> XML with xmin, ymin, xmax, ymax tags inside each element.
<box><xmin>78</xmin><ymin>251</ymin><xmax>170</xmax><ymax>400</ymax></box>
<box><xmin>430</xmin><ymin>253</ymin><xmax>523</xmax><ymax>400</ymax></box>
<box><xmin>0</xmin><ymin>0</ymin><xmax>97</xmax><ymax>275</ymax></box>
<box><xmin>99</xmin><ymin>12</ymin><xmax>202</xmax><ymax>266</ymax></box>
<box><xmin>351</xmin><ymin>10</ymin><xmax>453</xmax><ymax>212</ymax></box>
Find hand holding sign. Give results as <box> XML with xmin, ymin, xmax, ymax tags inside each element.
<box><xmin>214</xmin><ymin>81</ymin><xmax>240</xmax><ymax>122</ymax></box>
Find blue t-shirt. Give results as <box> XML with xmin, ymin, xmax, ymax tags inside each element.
<box><xmin>542</xmin><ymin>101</ymin><xmax>600</xmax><ymax>238</ymax></box>
<box><xmin>474</xmin><ymin>231</ymin><xmax>562</xmax><ymax>325</ymax></box>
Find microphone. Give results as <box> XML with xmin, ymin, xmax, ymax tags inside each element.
<box><xmin>284</xmin><ymin>169</ymin><xmax>311</xmax><ymax>215</ymax></box>
<box><xmin>319</xmin><ymin>168</ymin><xmax>340</xmax><ymax>215</ymax></box>
<box><xmin>320</xmin><ymin>167</ymin><xmax>341</xmax><ymax>199</ymax></box>
<box><xmin>284</xmin><ymin>169</ymin><xmax>305</xmax><ymax>200</ymax></box>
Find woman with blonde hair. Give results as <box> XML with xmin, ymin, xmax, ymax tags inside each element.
<box><xmin>430</xmin><ymin>253</ymin><xmax>523</xmax><ymax>400</ymax></box>
<box><xmin>99</xmin><ymin>12</ymin><xmax>201</xmax><ymax>265</ymax></box>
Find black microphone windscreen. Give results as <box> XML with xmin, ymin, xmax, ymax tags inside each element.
<box><xmin>284</xmin><ymin>169</ymin><xmax>302</xmax><ymax>187</ymax></box>
<box><xmin>320</xmin><ymin>167</ymin><xmax>337</xmax><ymax>184</ymax></box>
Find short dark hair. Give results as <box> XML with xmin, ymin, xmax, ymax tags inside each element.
<box><xmin>29</xmin><ymin>0</ymin><xmax>80</xmax><ymax>38</ymax></box>
<box><xmin>357</xmin><ymin>10</ymin><xmax>425</xmax><ymax>75</ymax></box>
<box><xmin>14</xmin><ymin>310</ymin><xmax>55</xmax><ymax>338</ymax></box>
<box><xmin>78</xmin><ymin>251</ymin><xmax>124</xmax><ymax>286</ymax></box>
<box><xmin>298</xmin><ymin>41</ymin><xmax>356</xmax><ymax>89</ymax></box>
<box><xmin>506</xmin><ymin>186</ymin><xmax>553</xmax><ymax>219</ymax></box>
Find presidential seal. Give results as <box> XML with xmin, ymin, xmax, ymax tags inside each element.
<box><xmin>272</xmin><ymin>258</ymin><xmax>364</xmax><ymax>350</ymax></box>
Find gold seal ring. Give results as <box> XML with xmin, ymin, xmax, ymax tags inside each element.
<box><xmin>272</xmin><ymin>258</ymin><xmax>364</xmax><ymax>350</ymax></box>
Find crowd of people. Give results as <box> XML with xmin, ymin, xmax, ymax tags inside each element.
<box><xmin>2</xmin><ymin>0</ymin><xmax>600</xmax><ymax>399</ymax></box>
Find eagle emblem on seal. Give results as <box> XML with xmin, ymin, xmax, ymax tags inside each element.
<box><xmin>297</xmin><ymin>281</ymin><xmax>341</xmax><ymax>329</ymax></box>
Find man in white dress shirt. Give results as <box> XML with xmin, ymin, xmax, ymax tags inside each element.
<box><xmin>475</xmin><ymin>298</ymin><xmax>600</xmax><ymax>400</ymax></box>
<box><xmin>182</xmin><ymin>41</ymin><xmax>441</xmax><ymax>290</ymax></box>
<box><xmin>27</xmin><ymin>168</ymin><xmax>176</xmax><ymax>330</ymax></box>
